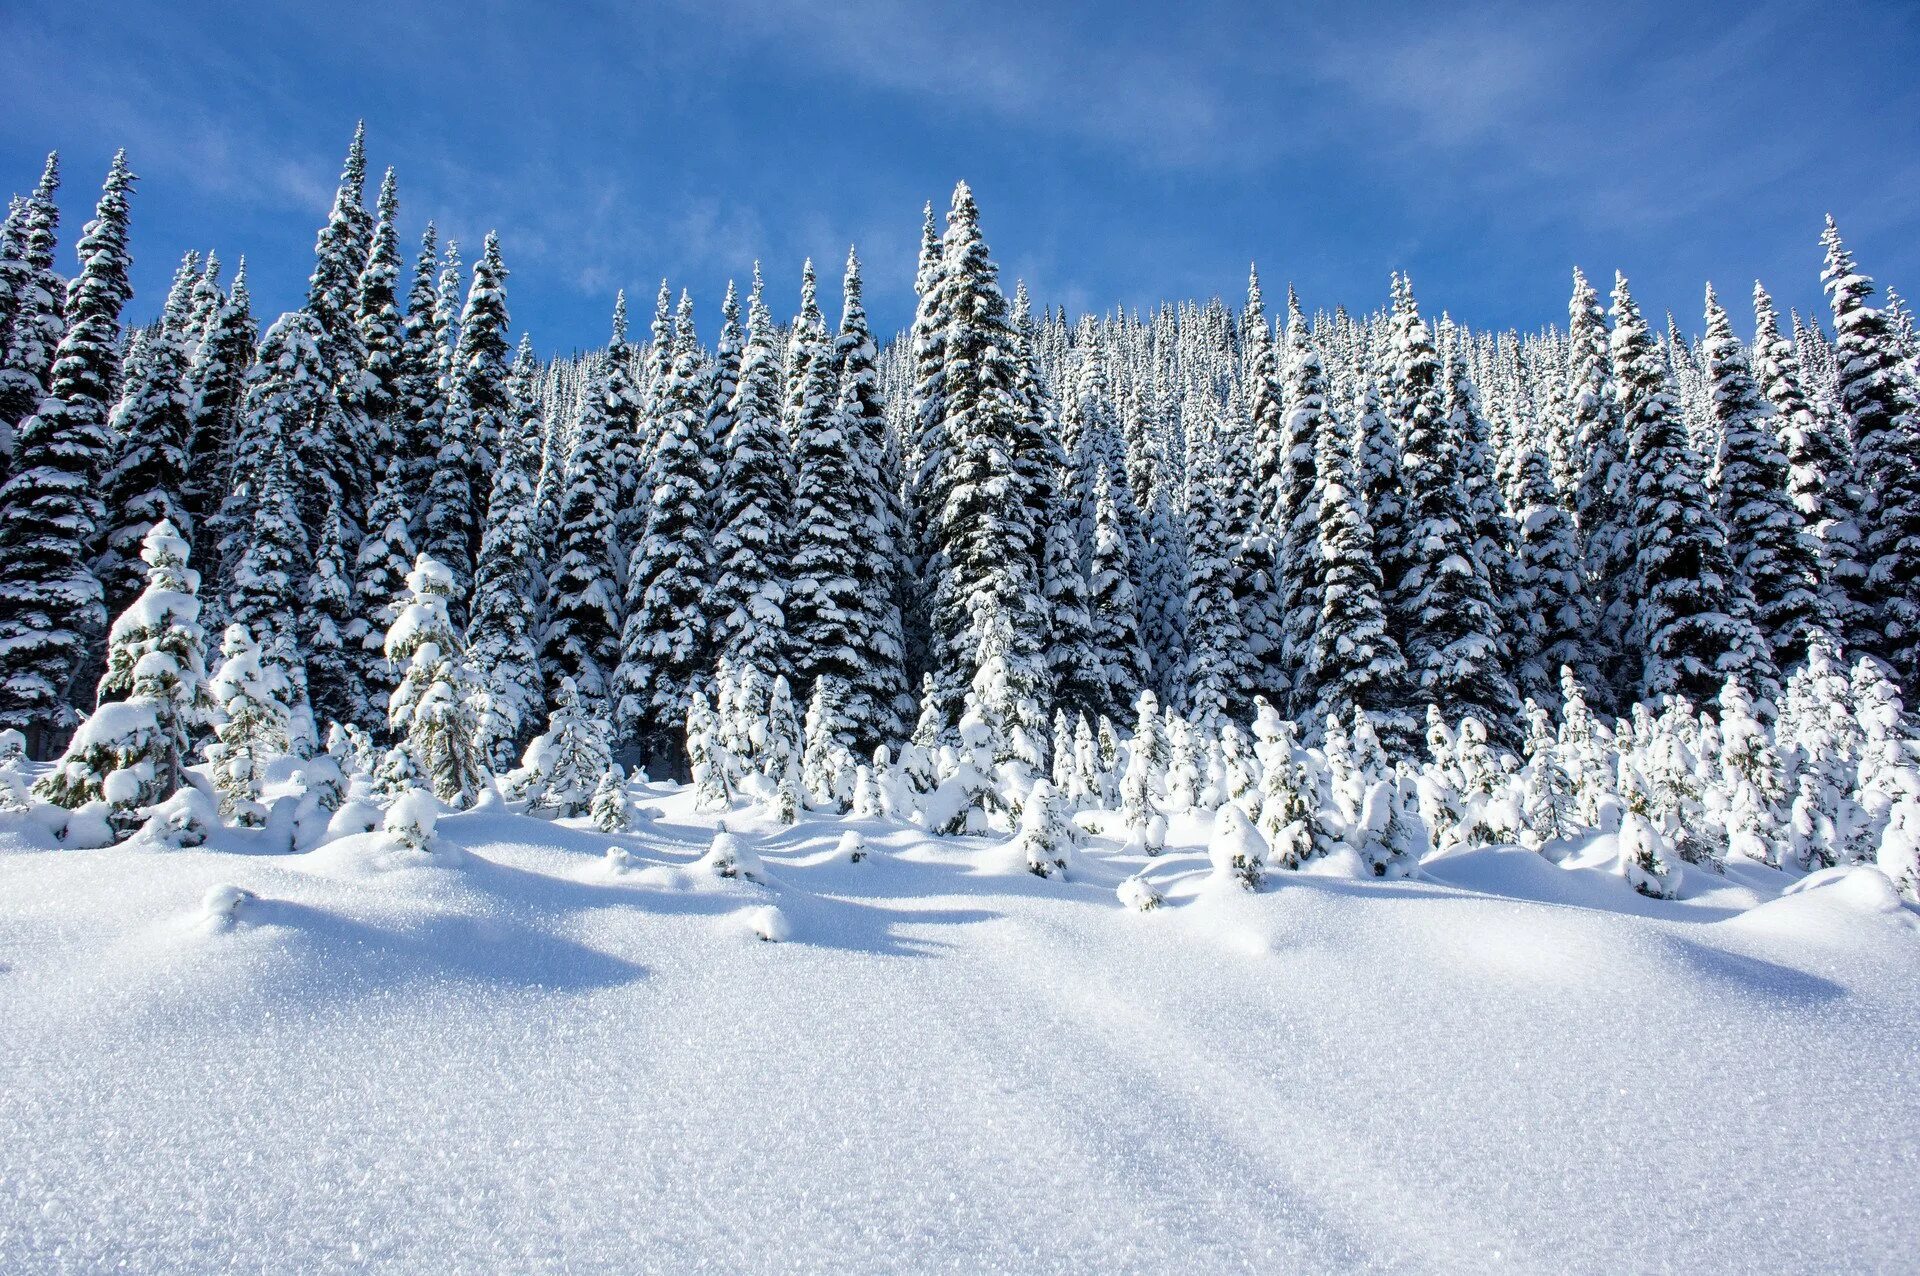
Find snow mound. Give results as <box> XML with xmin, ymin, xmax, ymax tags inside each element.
<box><xmin>1723</xmin><ymin>865</ymin><xmax>1920</xmax><ymax>945</ymax></box>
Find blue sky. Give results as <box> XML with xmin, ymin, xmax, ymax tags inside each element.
<box><xmin>3</xmin><ymin>0</ymin><xmax>1917</xmax><ymax>351</ymax></box>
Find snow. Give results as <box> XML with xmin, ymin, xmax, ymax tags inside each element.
<box><xmin>0</xmin><ymin>785</ymin><xmax>1915</xmax><ymax>1272</ymax></box>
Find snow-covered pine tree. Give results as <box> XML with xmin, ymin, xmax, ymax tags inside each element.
<box><xmin>902</xmin><ymin>202</ymin><xmax>948</xmax><ymax>691</ymax></box>
<box><xmin>1087</xmin><ymin>467</ymin><xmax>1149</xmax><ymax>723</ymax></box>
<box><xmin>97</xmin><ymin>252</ymin><xmax>198</xmax><ymax>620</ymax></box>
<box><xmin>1752</xmin><ymin>281</ymin><xmax>1861</xmax><ymax>646</ymax></box>
<box><xmin>926</xmin><ymin>184</ymin><xmax>1050</xmax><ymax>736</ymax></box>
<box><xmin>1821</xmin><ymin>217</ymin><xmax>1920</xmax><ymax>690</ymax></box>
<box><xmin>203</xmin><ymin>624</ymin><xmax>290</xmax><ymax>825</ymax></box>
<box><xmin>423</xmin><ymin>232</ymin><xmax>510</xmax><ymax>613</ymax></box>
<box><xmin>182</xmin><ymin>258</ymin><xmax>255</xmax><ymax>545</ymax></box>
<box><xmin>0</xmin><ymin>152</ymin><xmax>134</xmax><ymax>753</ymax></box>
<box><xmin>384</xmin><ymin>554</ymin><xmax>488</xmax><ymax>806</ymax></box>
<box><xmin>1507</xmin><ymin>443</ymin><xmax>1598</xmax><ymax>709</ymax></box>
<box><xmin>507</xmin><ymin>676</ymin><xmax>611</xmax><ymax>818</ymax></box>
<box><xmin>1309</xmin><ymin>382</ymin><xmax>1415</xmax><ymax>749</ymax></box>
<box><xmin>1613</xmin><ymin>273</ymin><xmax>1775</xmax><ymax>708</ymax></box>
<box><xmin>1241</xmin><ymin>267</ymin><xmax>1290</xmax><ymax>703</ymax></box>
<box><xmin>302</xmin><ymin>496</ymin><xmax>364</xmax><ymax>732</ymax></box>
<box><xmin>392</xmin><ymin>223</ymin><xmax>444</xmax><ymax>522</ymax></box>
<box><xmin>1178</xmin><ymin>401</ymin><xmax>1251</xmax><ymax>732</ymax></box>
<box><xmin>1390</xmin><ymin>276</ymin><xmax>1518</xmax><ymax>741</ymax></box>
<box><xmin>604</xmin><ymin>288</ymin><xmax>650</xmax><ymax>557</ymax></box>
<box><xmin>0</xmin><ymin>155</ymin><xmax>63</xmax><ymax>469</ymax></box>
<box><xmin>356</xmin><ymin>167</ymin><xmax>405</xmax><ymax>429</ymax></box>
<box><xmin>1567</xmin><ymin>268</ymin><xmax>1633</xmax><ymax>711</ymax></box>
<box><xmin>226</xmin><ymin>442</ymin><xmax>310</xmax><ymax>721</ymax></box>
<box><xmin>616</xmin><ymin>293</ymin><xmax>713</xmax><ymax>773</ymax></box>
<box><xmin>1702</xmin><ymin>283</ymin><xmax>1823</xmax><ymax>679</ymax></box>
<box><xmin>789</xmin><ymin>248</ymin><xmax>909</xmax><ymax>750</ymax></box>
<box><xmin>80</xmin><ymin>519</ymin><xmax>211</xmax><ymax>801</ymax></box>
<box><xmin>468</xmin><ymin>447</ymin><xmax>544</xmax><ymax>768</ymax></box>
<box><xmin>349</xmin><ymin>457</ymin><xmax>415</xmax><ymax>721</ymax></box>
<box><xmin>1275</xmin><ymin>288</ymin><xmax>1327</xmax><ymax>718</ymax></box>
<box><xmin>713</xmin><ymin>269</ymin><xmax>791</xmax><ymax>676</ymax></box>
<box><xmin>300</xmin><ymin>124</ymin><xmax>375</xmax><ymax>534</ymax></box>
<box><xmin>542</xmin><ymin>359</ymin><xmax>623</xmax><ymax>713</ymax></box>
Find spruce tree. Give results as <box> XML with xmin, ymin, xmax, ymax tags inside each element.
<box><xmin>1821</xmin><ymin>217</ymin><xmax>1920</xmax><ymax>690</ymax></box>
<box><xmin>789</xmin><ymin>247</ymin><xmax>907</xmax><ymax>749</ymax></box>
<box><xmin>302</xmin><ymin>123</ymin><xmax>374</xmax><ymax>530</ymax></box>
<box><xmin>302</xmin><ymin>496</ymin><xmax>363</xmax><ymax>731</ymax></box>
<box><xmin>713</xmin><ymin>272</ymin><xmax>791</xmax><ymax>675</ymax></box>
<box><xmin>1309</xmin><ymin>395</ymin><xmax>1414</xmax><ymax>747</ymax></box>
<box><xmin>542</xmin><ymin>360</ymin><xmax>623</xmax><ymax>713</ymax></box>
<box><xmin>604</xmin><ymin>290</ymin><xmax>649</xmax><ymax>559</ymax></box>
<box><xmin>98</xmin><ymin>253</ymin><xmax>198</xmax><ymax>619</ymax></box>
<box><xmin>1703</xmin><ymin>283</ymin><xmax>1823</xmax><ymax>673</ymax></box>
<box><xmin>350</xmin><ymin>457</ymin><xmax>416</xmax><ymax>718</ymax></box>
<box><xmin>356</xmin><ymin>167</ymin><xmax>405</xmax><ymax>429</ymax></box>
<box><xmin>1276</xmin><ymin>290</ymin><xmax>1326</xmax><ymax>718</ymax></box>
<box><xmin>425</xmin><ymin>231</ymin><xmax>511</xmax><ymax>611</ymax></box>
<box><xmin>392</xmin><ymin>223</ymin><xmax>443</xmax><ymax>522</ymax></box>
<box><xmin>1508</xmin><ymin>444</ymin><xmax>1597</xmax><ymax>709</ymax></box>
<box><xmin>1087</xmin><ymin>467</ymin><xmax>1149</xmax><ymax>723</ymax></box>
<box><xmin>615</xmin><ymin>294</ymin><xmax>713</xmax><ymax>771</ymax></box>
<box><xmin>1753</xmin><ymin>280</ymin><xmax>1862</xmax><ymax>644</ymax></box>
<box><xmin>183</xmin><ymin>257</ymin><xmax>255</xmax><ymax>541</ymax></box>
<box><xmin>227</xmin><ymin>443</ymin><xmax>310</xmax><ymax>712</ymax></box>
<box><xmin>1568</xmin><ymin>268</ymin><xmax>1633</xmax><ymax>709</ymax></box>
<box><xmin>1613</xmin><ymin>273</ymin><xmax>1773</xmax><ymax>707</ymax></box>
<box><xmin>0</xmin><ymin>152</ymin><xmax>135</xmax><ymax>752</ymax></box>
<box><xmin>1242</xmin><ymin>267</ymin><xmax>1289</xmax><ymax>700</ymax></box>
<box><xmin>927</xmin><ymin>183</ymin><xmax>1049</xmax><ymax>738</ymax></box>
<box><xmin>1390</xmin><ymin>276</ymin><xmax>1517</xmax><ymax>740</ymax></box>
<box><xmin>468</xmin><ymin>449</ymin><xmax>544</xmax><ymax>767</ymax></box>
<box><xmin>384</xmin><ymin>554</ymin><xmax>488</xmax><ymax>806</ymax></box>
<box><xmin>0</xmin><ymin>154</ymin><xmax>62</xmax><ymax>455</ymax></box>
<box><xmin>1179</xmin><ymin>407</ymin><xmax>1250</xmax><ymax>730</ymax></box>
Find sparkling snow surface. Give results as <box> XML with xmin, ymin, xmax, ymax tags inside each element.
<box><xmin>2</xmin><ymin>788</ymin><xmax>1915</xmax><ymax>1273</ymax></box>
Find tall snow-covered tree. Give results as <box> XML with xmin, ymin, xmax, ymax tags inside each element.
<box><xmin>1568</xmin><ymin>267</ymin><xmax>1633</xmax><ymax>709</ymax></box>
<box><xmin>1703</xmin><ymin>283</ymin><xmax>1823</xmax><ymax>674</ymax></box>
<box><xmin>183</xmin><ymin>257</ymin><xmax>255</xmax><ymax>540</ymax></box>
<box><xmin>1087</xmin><ymin>467</ymin><xmax>1149</xmax><ymax>723</ymax></box>
<box><xmin>1276</xmin><ymin>289</ymin><xmax>1326</xmax><ymax>718</ymax></box>
<box><xmin>356</xmin><ymin>166</ymin><xmax>405</xmax><ymax>430</ymax></box>
<box><xmin>392</xmin><ymin>223</ymin><xmax>443</xmax><ymax>523</ymax></box>
<box><xmin>468</xmin><ymin>449</ymin><xmax>544</xmax><ymax>767</ymax></box>
<box><xmin>616</xmin><ymin>294</ymin><xmax>713</xmax><ymax>771</ymax></box>
<box><xmin>0</xmin><ymin>151</ymin><xmax>135</xmax><ymax>752</ymax></box>
<box><xmin>1821</xmin><ymin>217</ymin><xmax>1920</xmax><ymax>690</ymax></box>
<box><xmin>1753</xmin><ymin>280</ymin><xmax>1862</xmax><ymax>646</ymax></box>
<box><xmin>713</xmin><ymin>271</ymin><xmax>791</xmax><ymax>674</ymax></box>
<box><xmin>97</xmin><ymin>252</ymin><xmax>198</xmax><ymax>619</ymax></box>
<box><xmin>302</xmin><ymin>496</ymin><xmax>364</xmax><ymax>732</ymax></box>
<box><xmin>349</xmin><ymin>457</ymin><xmax>415</xmax><ymax>718</ymax></box>
<box><xmin>0</xmin><ymin>154</ymin><xmax>63</xmax><ymax>460</ymax></box>
<box><xmin>1389</xmin><ymin>276</ymin><xmax>1517</xmax><ymax>740</ymax></box>
<box><xmin>1508</xmin><ymin>444</ymin><xmax>1597</xmax><ymax>708</ymax></box>
<box><xmin>542</xmin><ymin>360</ymin><xmax>624</xmax><ymax>713</ymax></box>
<box><xmin>425</xmin><ymin>230</ymin><xmax>511</xmax><ymax>611</ymax></box>
<box><xmin>1612</xmin><ymin>273</ymin><xmax>1773</xmax><ymax>707</ymax></box>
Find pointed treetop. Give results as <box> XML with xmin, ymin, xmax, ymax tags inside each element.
<box><xmin>376</xmin><ymin>166</ymin><xmax>397</xmax><ymax>219</ymax></box>
<box><xmin>840</xmin><ymin>245</ymin><xmax>863</xmax><ymax>315</ymax></box>
<box><xmin>611</xmin><ymin>289</ymin><xmax>628</xmax><ymax>346</ymax></box>
<box><xmin>33</xmin><ymin>152</ymin><xmax>58</xmax><ymax>199</ymax></box>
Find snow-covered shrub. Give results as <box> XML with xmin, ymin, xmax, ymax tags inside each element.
<box><xmin>507</xmin><ymin>677</ymin><xmax>611</xmax><ymax>817</ymax></box>
<box><xmin>204</xmin><ymin>625</ymin><xmax>291</xmax><ymax>826</ymax></box>
<box><xmin>1013</xmin><ymin>778</ymin><xmax>1071</xmax><ymax>879</ymax></box>
<box><xmin>1118</xmin><ymin>740</ymin><xmax>1165</xmax><ymax>855</ymax></box>
<box><xmin>199</xmin><ymin>884</ymin><xmax>256</xmax><ymax>931</ymax></box>
<box><xmin>1117</xmin><ymin>872</ymin><xmax>1164</xmax><ymax>912</ymax></box>
<box><xmin>135</xmin><ymin>785</ymin><xmax>219</xmax><ymax>848</ymax></box>
<box><xmin>590</xmin><ymin>765</ymin><xmax>633</xmax><ymax>832</ymax></box>
<box><xmin>699</xmin><ymin>827</ymin><xmax>766</xmax><ymax>882</ymax></box>
<box><xmin>838</xmin><ymin>830</ymin><xmax>868</xmax><ymax>863</ymax></box>
<box><xmin>1209</xmin><ymin>804</ymin><xmax>1267</xmax><ymax>890</ymax></box>
<box><xmin>383</xmin><ymin>789</ymin><xmax>441</xmax><ymax>853</ymax></box>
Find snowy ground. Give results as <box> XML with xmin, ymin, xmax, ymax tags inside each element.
<box><xmin>2</xmin><ymin>782</ymin><xmax>1916</xmax><ymax>1273</ymax></box>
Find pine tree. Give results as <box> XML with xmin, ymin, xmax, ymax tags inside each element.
<box><xmin>1179</xmin><ymin>407</ymin><xmax>1250</xmax><ymax>731</ymax></box>
<box><xmin>1568</xmin><ymin>268</ymin><xmax>1633</xmax><ymax>709</ymax></box>
<box><xmin>507</xmin><ymin>676</ymin><xmax>611</xmax><ymax>818</ymax></box>
<box><xmin>0</xmin><ymin>154</ymin><xmax>63</xmax><ymax>458</ymax></box>
<box><xmin>788</xmin><ymin>247</ymin><xmax>907</xmax><ymax>750</ymax></box>
<box><xmin>1275</xmin><ymin>289</ymin><xmax>1326</xmax><ymax>717</ymax></box>
<box><xmin>1821</xmin><ymin>217</ymin><xmax>1920</xmax><ymax>690</ymax></box>
<box><xmin>0</xmin><ymin>152</ymin><xmax>135</xmax><ymax>752</ymax></box>
<box><xmin>98</xmin><ymin>253</ymin><xmax>198</xmax><ymax>619</ymax></box>
<box><xmin>301</xmin><ymin>123</ymin><xmax>375</xmax><ymax>532</ymax></box>
<box><xmin>302</xmin><ymin>496</ymin><xmax>361</xmax><ymax>732</ymax></box>
<box><xmin>468</xmin><ymin>449</ymin><xmax>544</xmax><ymax>767</ymax></box>
<box><xmin>616</xmin><ymin>294</ymin><xmax>713</xmax><ymax>771</ymax></box>
<box><xmin>422</xmin><ymin>232</ymin><xmax>510</xmax><ymax>612</ymax></box>
<box><xmin>1703</xmin><ymin>283</ymin><xmax>1823</xmax><ymax>675</ymax></box>
<box><xmin>1753</xmin><ymin>281</ymin><xmax>1862</xmax><ymax>645</ymax></box>
<box><xmin>542</xmin><ymin>360</ymin><xmax>623</xmax><ymax>712</ymax></box>
<box><xmin>349</xmin><ymin>457</ymin><xmax>416</xmax><ymax>720</ymax></box>
<box><xmin>1507</xmin><ymin>444</ymin><xmax>1597</xmax><ymax>708</ymax></box>
<box><xmin>89</xmin><ymin>520</ymin><xmax>212</xmax><ymax>795</ymax></box>
<box><xmin>1390</xmin><ymin>276</ymin><xmax>1517</xmax><ymax>740</ymax></box>
<box><xmin>385</xmin><ymin>555</ymin><xmax>488</xmax><ymax>806</ymax></box>
<box><xmin>183</xmin><ymin>257</ymin><xmax>256</xmax><ymax>543</ymax></box>
<box><xmin>356</xmin><ymin>167</ymin><xmax>405</xmax><ymax>427</ymax></box>
<box><xmin>1087</xmin><ymin>467</ymin><xmax>1149</xmax><ymax>723</ymax></box>
<box><xmin>392</xmin><ymin>223</ymin><xmax>443</xmax><ymax>522</ymax></box>
<box><xmin>204</xmin><ymin>624</ymin><xmax>291</xmax><ymax>825</ymax></box>
<box><xmin>227</xmin><ymin>444</ymin><xmax>310</xmax><ymax>714</ymax></box>
<box><xmin>902</xmin><ymin>202</ymin><xmax>948</xmax><ymax>689</ymax></box>
<box><xmin>713</xmin><ymin>272</ymin><xmax>791</xmax><ymax>675</ymax></box>
<box><xmin>1613</xmin><ymin>273</ymin><xmax>1773</xmax><ymax>707</ymax></box>
<box><xmin>1242</xmin><ymin>267</ymin><xmax>1290</xmax><ymax>701</ymax></box>
<box><xmin>1309</xmin><ymin>393</ymin><xmax>1414</xmax><ymax>746</ymax></box>
<box><xmin>216</xmin><ymin>309</ymin><xmax>329</xmax><ymax>600</ymax></box>
<box><xmin>925</xmin><ymin>183</ymin><xmax>1048</xmax><ymax>732</ymax></box>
